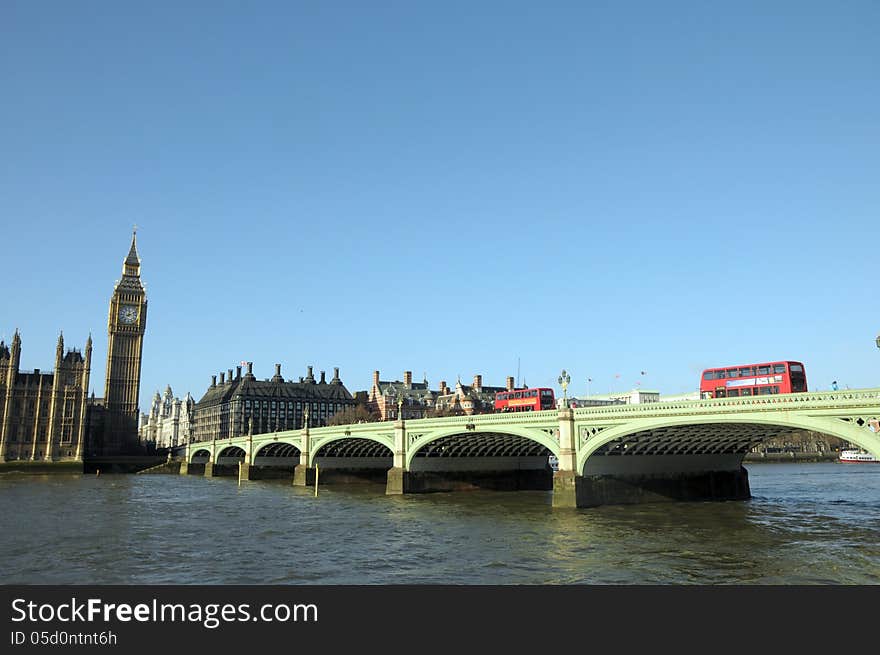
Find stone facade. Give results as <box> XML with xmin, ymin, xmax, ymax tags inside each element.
<box><xmin>192</xmin><ymin>363</ymin><xmax>355</xmax><ymax>441</ymax></box>
<box><xmin>138</xmin><ymin>385</ymin><xmax>195</xmax><ymax>448</ymax></box>
<box><xmin>0</xmin><ymin>331</ymin><xmax>92</xmax><ymax>461</ymax></box>
<box><xmin>367</xmin><ymin>370</ymin><xmax>436</xmax><ymax>420</ymax></box>
<box><xmin>367</xmin><ymin>372</ymin><xmax>517</xmax><ymax>418</ymax></box>
<box><xmin>100</xmin><ymin>231</ymin><xmax>148</xmax><ymax>454</ymax></box>
<box><xmin>433</xmin><ymin>375</ymin><xmax>513</xmax><ymax>416</ymax></box>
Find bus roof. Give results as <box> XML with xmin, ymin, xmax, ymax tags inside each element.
<box><xmin>701</xmin><ymin>361</ymin><xmax>804</xmax><ymax>372</ymax></box>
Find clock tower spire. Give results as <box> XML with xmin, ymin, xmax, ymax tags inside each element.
<box><xmin>103</xmin><ymin>229</ymin><xmax>147</xmax><ymax>453</ymax></box>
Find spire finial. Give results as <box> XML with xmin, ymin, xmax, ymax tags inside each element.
<box><xmin>124</xmin><ymin>228</ymin><xmax>141</xmax><ymax>270</ymax></box>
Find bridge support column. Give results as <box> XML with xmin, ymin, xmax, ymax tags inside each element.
<box><xmin>204</xmin><ymin>460</ymin><xmax>214</xmax><ymax>478</ymax></box>
<box><xmin>552</xmin><ymin>408</ymin><xmax>581</xmax><ymax>508</ymax></box>
<box><xmin>179</xmin><ymin>460</ymin><xmax>189</xmax><ymax>475</ymax></box>
<box><xmin>386</xmin><ymin>419</ymin><xmax>408</xmax><ymax>495</ymax></box>
<box><xmin>386</xmin><ymin>467</ymin><xmax>411</xmax><ymax>494</ymax></box>
<box><xmin>552</xmin><ymin>470</ymin><xmax>583</xmax><ymax>508</ymax></box>
<box><xmin>238</xmin><ymin>461</ymin><xmax>252</xmax><ymax>481</ymax></box>
<box><xmin>293</xmin><ymin>465</ymin><xmax>316</xmax><ymax>486</ymax></box>
<box><xmin>293</xmin><ymin>426</ymin><xmax>312</xmax><ymax>486</ymax></box>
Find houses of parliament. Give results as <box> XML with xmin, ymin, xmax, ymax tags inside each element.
<box><xmin>0</xmin><ymin>232</ymin><xmax>147</xmax><ymax>462</ymax></box>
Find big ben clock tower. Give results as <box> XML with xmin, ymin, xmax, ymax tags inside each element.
<box><xmin>103</xmin><ymin>230</ymin><xmax>147</xmax><ymax>452</ymax></box>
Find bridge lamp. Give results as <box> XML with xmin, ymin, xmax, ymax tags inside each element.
<box><xmin>876</xmin><ymin>334</ymin><xmax>880</xmax><ymax>350</ymax></box>
<box><xmin>558</xmin><ymin>370</ymin><xmax>571</xmax><ymax>404</ymax></box>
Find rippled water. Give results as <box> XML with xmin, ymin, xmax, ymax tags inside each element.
<box><xmin>1</xmin><ymin>463</ymin><xmax>878</xmax><ymax>584</ymax></box>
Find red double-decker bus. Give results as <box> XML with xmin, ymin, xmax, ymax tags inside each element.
<box><xmin>495</xmin><ymin>388</ymin><xmax>556</xmax><ymax>412</ymax></box>
<box><xmin>700</xmin><ymin>361</ymin><xmax>807</xmax><ymax>399</ymax></box>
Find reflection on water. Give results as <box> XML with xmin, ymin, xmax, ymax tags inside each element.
<box><xmin>0</xmin><ymin>463</ymin><xmax>878</xmax><ymax>584</ymax></box>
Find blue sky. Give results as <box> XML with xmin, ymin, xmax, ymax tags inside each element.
<box><xmin>2</xmin><ymin>1</ymin><xmax>878</xmax><ymax>410</ymax></box>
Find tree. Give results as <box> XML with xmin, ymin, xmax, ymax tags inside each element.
<box><xmin>327</xmin><ymin>402</ymin><xmax>380</xmax><ymax>426</ymax></box>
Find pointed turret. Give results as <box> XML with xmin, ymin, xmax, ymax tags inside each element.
<box><xmin>82</xmin><ymin>334</ymin><xmax>92</xmax><ymax>388</ymax></box>
<box><xmin>124</xmin><ymin>229</ymin><xmax>140</xmax><ymax>273</ymax></box>
<box><xmin>55</xmin><ymin>331</ymin><xmax>64</xmax><ymax>369</ymax></box>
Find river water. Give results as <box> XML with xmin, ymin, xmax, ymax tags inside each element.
<box><xmin>1</xmin><ymin>463</ymin><xmax>878</xmax><ymax>584</ymax></box>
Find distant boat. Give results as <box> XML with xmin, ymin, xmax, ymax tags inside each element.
<box><xmin>839</xmin><ymin>449</ymin><xmax>880</xmax><ymax>463</ymax></box>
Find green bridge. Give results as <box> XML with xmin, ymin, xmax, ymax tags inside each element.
<box><xmin>181</xmin><ymin>389</ymin><xmax>880</xmax><ymax>507</ymax></box>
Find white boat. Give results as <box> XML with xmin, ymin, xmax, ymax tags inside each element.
<box><xmin>839</xmin><ymin>449</ymin><xmax>880</xmax><ymax>463</ymax></box>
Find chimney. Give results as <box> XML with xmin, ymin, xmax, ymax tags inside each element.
<box><xmin>506</xmin><ymin>376</ymin><xmax>514</xmax><ymax>391</ymax></box>
<box><xmin>275</xmin><ymin>364</ymin><xmax>281</xmax><ymax>376</ymax></box>
<box><xmin>299</xmin><ymin>377</ymin><xmax>304</xmax><ymax>383</ymax></box>
<box><xmin>320</xmin><ymin>370</ymin><xmax>326</xmax><ymax>384</ymax></box>
<box><xmin>440</xmin><ymin>380</ymin><xmax>448</xmax><ymax>395</ymax></box>
<box><xmin>227</xmin><ymin>369</ymin><xmax>233</xmax><ymax>383</ymax></box>
<box><xmin>219</xmin><ymin>372</ymin><xmax>225</xmax><ymax>384</ymax></box>
<box><xmin>236</xmin><ymin>366</ymin><xmax>242</xmax><ymax>379</ymax></box>
<box><xmin>305</xmin><ymin>365</ymin><xmax>315</xmax><ymax>383</ymax></box>
<box><xmin>272</xmin><ymin>363</ymin><xmax>284</xmax><ymax>383</ymax></box>
<box><xmin>473</xmin><ymin>374</ymin><xmax>482</xmax><ymax>391</ymax></box>
<box><xmin>404</xmin><ymin>371</ymin><xmax>412</xmax><ymax>388</ymax></box>
<box><xmin>332</xmin><ymin>367</ymin><xmax>340</xmax><ymax>383</ymax></box>
<box><xmin>211</xmin><ymin>375</ymin><xmax>217</xmax><ymax>387</ymax></box>
<box><xmin>373</xmin><ymin>370</ymin><xmax>380</xmax><ymax>388</ymax></box>
<box><xmin>247</xmin><ymin>362</ymin><xmax>253</xmax><ymax>375</ymax></box>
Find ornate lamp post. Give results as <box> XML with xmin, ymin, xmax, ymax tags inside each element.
<box><xmin>558</xmin><ymin>369</ymin><xmax>571</xmax><ymax>406</ymax></box>
<box><xmin>397</xmin><ymin>395</ymin><xmax>404</xmax><ymax>421</ymax></box>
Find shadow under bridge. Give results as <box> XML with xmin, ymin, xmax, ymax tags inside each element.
<box><xmin>405</xmin><ymin>431</ymin><xmax>554</xmax><ymax>492</ymax></box>
<box><xmin>312</xmin><ymin>437</ymin><xmax>394</xmax><ymax>485</ymax></box>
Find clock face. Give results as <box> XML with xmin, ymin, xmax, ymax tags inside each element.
<box><xmin>118</xmin><ymin>305</ymin><xmax>138</xmax><ymax>325</ymax></box>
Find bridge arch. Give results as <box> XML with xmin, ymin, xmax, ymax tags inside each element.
<box><xmin>309</xmin><ymin>433</ymin><xmax>394</xmax><ymax>466</ymax></box>
<box><xmin>254</xmin><ymin>442</ymin><xmax>302</xmax><ymax>459</ymax></box>
<box><xmin>216</xmin><ymin>445</ymin><xmax>246</xmax><ymax>465</ymax></box>
<box><xmin>577</xmin><ymin>413</ymin><xmax>880</xmax><ymax>475</ymax></box>
<box><xmin>406</xmin><ymin>426</ymin><xmax>558</xmax><ymax>470</ymax></box>
<box><xmin>190</xmin><ymin>448</ymin><xmax>211</xmax><ymax>463</ymax></box>
<box><xmin>314</xmin><ymin>439</ymin><xmax>393</xmax><ymax>458</ymax></box>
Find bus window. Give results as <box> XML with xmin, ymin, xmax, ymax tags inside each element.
<box><xmin>715</xmin><ymin>387</ymin><xmax>727</xmax><ymax>398</ymax></box>
<box><xmin>728</xmin><ymin>389</ymin><xmax>740</xmax><ymax>397</ymax></box>
<box><xmin>741</xmin><ymin>388</ymin><xmax>752</xmax><ymax>396</ymax></box>
<box><xmin>740</xmin><ymin>367</ymin><xmax>754</xmax><ymax>377</ymax></box>
<box><xmin>758</xmin><ymin>387</ymin><xmax>773</xmax><ymax>395</ymax></box>
<box><xmin>716</xmin><ymin>370</ymin><xmax>727</xmax><ymax>379</ymax></box>
<box><xmin>757</xmin><ymin>365</ymin><xmax>770</xmax><ymax>375</ymax></box>
<box><xmin>774</xmin><ymin>364</ymin><xmax>786</xmax><ymax>374</ymax></box>
<box><xmin>703</xmin><ymin>371</ymin><xmax>714</xmax><ymax>380</ymax></box>
<box><xmin>727</xmin><ymin>369</ymin><xmax>739</xmax><ymax>378</ymax></box>
<box><xmin>790</xmin><ymin>364</ymin><xmax>803</xmax><ymax>372</ymax></box>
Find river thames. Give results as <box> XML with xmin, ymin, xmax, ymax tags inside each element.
<box><xmin>1</xmin><ymin>463</ymin><xmax>878</xmax><ymax>585</ymax></box>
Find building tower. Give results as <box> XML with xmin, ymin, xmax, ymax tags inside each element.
<box><xmin>103</xmin><ymin>230</ymin><xmax>147</xmax><ymax>452</ymax></box>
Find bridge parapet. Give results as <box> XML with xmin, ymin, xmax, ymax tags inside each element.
<box><xmin>572</xmin><ymin>388</ymin><xmax>880</xmax><ymax>419</ymax></box>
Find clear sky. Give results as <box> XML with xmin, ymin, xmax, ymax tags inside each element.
<box><xmin>2</xmin><ymin>1</ymin><xmax>878</xmax><ymax>411</ymax></box>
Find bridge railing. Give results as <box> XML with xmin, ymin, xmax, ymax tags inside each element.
<box><xmin>228</xmin><ymin>389</ymin><xmax>880</xmax><ymax>444</ymax></box>
<box><xmin>572</xmin><ymin>388</ymin><xmax>880</xmax><ymax>418</ymax></box>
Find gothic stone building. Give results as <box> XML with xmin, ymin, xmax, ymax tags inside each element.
<box><xmin>138</xmin><ymin>385</ymin><xmax>195</xmax><ymax>448</ymax></box>
<box><xmin>0</xmin><ymin>231</ymin><xmax>147</xmax><ymax>462</ymax></box>
<box><xmin>0</xmin><ymin>332</ymin><xmax>92</xmax><ymax>461</ymax></box>
<box><xmin>99</xmin><ymin>232</ymin><xmax>147</xmax><ymax>455</ymax></box>
<box><xmin>192</xmin><ymin>363</ymin><xmax>355</xmax><ymax>441</ymax></box>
